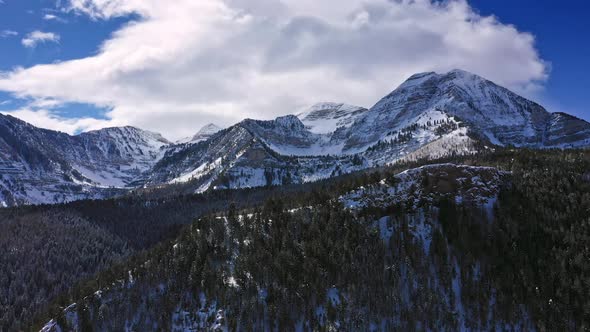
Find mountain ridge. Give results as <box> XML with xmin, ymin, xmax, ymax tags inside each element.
<box><xmin>1</xmin><ymin>69</ymin><xmax>589</xmax><ymax>206</ymax></box>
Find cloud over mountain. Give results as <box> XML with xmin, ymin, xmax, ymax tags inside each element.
<box><xmin>0</xmin><ymin>0</ymin><xmax>547</xmax><ymax>139</ymax></box>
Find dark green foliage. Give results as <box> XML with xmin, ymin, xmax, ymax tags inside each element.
<box><xmin>488</xmin><ymin>150</ymin><xmax>590</xmax><ymax>330</ymax></box>
<box><xmin>0</xmin><ymin>212</ymin><xmax>130</xmax><ymax>331</ymax></box>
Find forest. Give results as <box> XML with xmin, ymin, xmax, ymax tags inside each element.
<box><xmin>2</xmin><ymin>148</ymin><xmax>584</xmax><ymax>331</ymax></box>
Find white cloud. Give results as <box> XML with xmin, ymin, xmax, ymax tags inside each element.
<box><xmin>43</xmin><ymin>14</ymin><xmax>67</xmax><ymax>22</ymax></box>
<box><xmin>21</xmin><ymin>30</ymin><xmax>60</xmax><ymax>48</ymax></box>
<box><xmin>1</xmin><ymin>108</ymin><xmax>110</xmax><ymax>134</ymax></box>
<box><xmin>0</xmin><ymin>30</ymin><xmax>18</xmax><ymax>38</ymax></box>
<box><xmin>28</xmin><ymin>97</ymin><xmax>64</xmax><ymax>109</ymax></box>
<box><xmin>0</xmin><ymin>0</ymin><xmax>548</xmax><ymax>140</ymax></box>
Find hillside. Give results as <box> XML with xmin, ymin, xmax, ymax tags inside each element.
<box><xmin>34</xmin><ymin>149</ymin><xmax>590</xmax><ymax>331</ymax></box>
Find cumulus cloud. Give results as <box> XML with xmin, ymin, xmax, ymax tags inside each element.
<box><xmin>0</xmin><ymin>0</ymin><xmax>548</xmax><ymax>140</ymax></box>
<box><xmin>21</xmin><ymin>30</ymin><xmax>60</xmax><ymax>48</ymax></box>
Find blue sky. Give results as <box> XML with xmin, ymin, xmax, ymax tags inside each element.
<box><xmin>0</xmin><ymin>1</ymin><xmax>125</xmax><ymax>67</ymax></box>
<box><xmin>0</xmin><ymin>0</ymin><xmax>132</xmax><ymax>121</ymax></box>
<box><xmin>470</xmin><ymin>0</ymin><xmax>590</xmax><ymax>120</ymax></box>
<box><xmin>0</xmin><ymin>0</ymin><xmax>587</xmax><ymax>139</ymax></box>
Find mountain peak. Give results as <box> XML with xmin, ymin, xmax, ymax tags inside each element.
<box><xmin>355</xmin><ymin>68</ymin><xmax>558</xmax><ymax>150</ymax></box>
<box><xmin>446</xmin><ymin>68</ymin><xmax>473</xmax><ymax>75</ymax></box>
<box><xmin>405</xmin><ymin>71</ymin><xmax>437</xmax><ymax>80</ymax></box>
<box><xmin>176</xmin><ymin>123</ymin><xmax>223</xmax><ymax>144</ymax></box>
<box><xmin>396</xmin><ymin>71</ymin><xmax>439</xmax><ymax>90</ymax></box>
<box><xmin>195</xmin><ymin>123</ymin><xmax>222</xmax><ymax>136</ymax></box>
<box><xmin>440</xmin><ymin>68</ymin><xmax>488</xmax><ymax>86</ymax></box>
<box><xmin>398</xmin><ymin>69</ymin><xmax>481</xmax><ymax>89</ymax></box>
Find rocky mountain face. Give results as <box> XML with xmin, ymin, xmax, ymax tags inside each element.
<box><xmin>145</xmin><ymin>70</ymin><xmax>590</xmax><ymax>194</ymax></box>
<box><xmin>0</xmin><ymin>115</ymin><xmax>169</xmax><ymax>206</ymax></box>
<box><xmin>340</xmin><ymin>163</ymin><xmax>507</xmax><ymax>210</ymax></box>
<box><xmin>1</xmin><ymin>69</ymin><xmax>589</xmax><ymax>206</ymax></box>
<box><xmin>337</xmin><ymin>69</ymin><xmax>590</xmax><ymax>152</ymax></box>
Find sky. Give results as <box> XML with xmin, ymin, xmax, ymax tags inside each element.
<box><xmin>0</xmin><ymin>0</ymin><xmax>587</xmax><ymax>140</ymax></box>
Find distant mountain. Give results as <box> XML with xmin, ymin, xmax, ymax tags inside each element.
<box><xmin>1</xmin><ymin>69</ymin><xmax>589</xmax><ymax>206</ymax></box>
<box><xmin>0</xmin><ymin>115</ymin><xmax>169</xmax><ymax>206</ymax></box>
<box><xmin>175</xmin><ymin>123</ymin><xmax>223</xmax><ymax>144</ymax></box>
<box><xmin>146</xmin><ymin>69</ymin><xmax>590</xmax><ymax>194</ymax></box>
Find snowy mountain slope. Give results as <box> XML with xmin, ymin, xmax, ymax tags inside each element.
<box><xmin>143</xmin><ymin>113</ymin><xmax>472</xmax><ymax>193</ymax></box>
<box><xmin>1</xmin><ymin>69</ymin><xmax>589</xmax><ymax>206</ymax></box>
<box><xmin>146</xmin><ymin>123</ymin><xmax>367</xmax><ymax>192</ymax></box>
<box><xmin>143</xmin><ymin>81</ymin><xmax>477</xmax><ymax>191</ymax></box>
<box><xmin>151</xmin><ymin>125</ymin><xmax>255</xmax><ymax>189</ymax></box>
<box><xmin>0</xmin><ymin>114</ymin><xmax>170</xmax><ymax>206</ymax></box>
<box><xmin>297</xmin><ymin>102</ymin><xmax>368</xmax><ymax>134</ymax></box>
<box><xmin>71</xmin><ymin>126</ymin><xmax>170</xmax><ymax>187</ymax></box>
<box><xmin>345</xmin><ymin>69</ymin><xmax>590</xmax><ymax>150</ymax></box>
<box><xmin>544</xmin><ymin>112</ymin><xmax>590</xmax><ymax>147</ymax></box>
<box><xmin>179</xmin><ymin>69</ymin><xmax>589</xmax><ymax>165</ymax></box>
<box><xmin>131</xmin><ymin>69</ymin><xmax>590</xmax><ymax>194</ymax></box>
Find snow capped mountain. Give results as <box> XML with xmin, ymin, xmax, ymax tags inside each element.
<box><xmin>349</xmin><ymin>69</ymin><xmax>589</xmax><ymax>150</ymax></box>
<box><xmin>1</xmin><ymin>69</ymin><xmax>589</xmax><ymax>206</ymax></box>
<box><xmin>73</xmin><ymin>126</ymin><xmax>170</xmax><ymax>187</ymax></box>
<box><xmin>175</xmin><ymin>123</ymin><xmax>223</xmax><ymax>144</ymax></box>
<box><xmin>142</xmin><ymin>69</ymin><xmax>589</xmax><ymax>195</ymax></box>
<box><xmin>146</xmin><ymin>121</ymin><xmax>365</xmax><ymax>192</ymax></box>
<box><xmin>192</xmin><ymin>123</ymin><xmax>223</xmax><ymax>141</ymax></box>
<box><xmin>0</xmin><ymin>115</ymin><xmax>171</xmax><ymax>206</ymax></box>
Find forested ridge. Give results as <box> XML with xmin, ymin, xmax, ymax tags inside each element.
<box><xmin>20</xmin><ymin>149</ymin><xmax>590</xmax><ymax>331</ymax></box>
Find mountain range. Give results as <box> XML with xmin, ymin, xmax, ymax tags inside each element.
<box><xmin>1</xmin><ymin>69</ymin><xmax>589</xmax><ymax>207</ymax></box>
